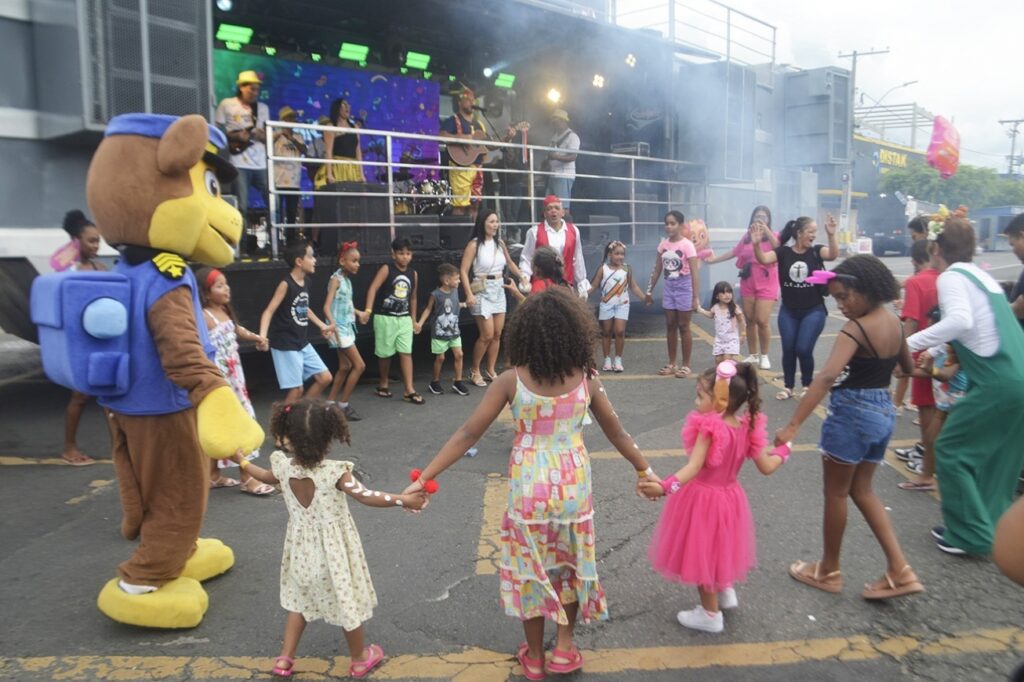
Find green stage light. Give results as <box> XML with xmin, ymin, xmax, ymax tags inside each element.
<box><xmin>449</xmin><ymin>75</ymin><xmax>457</xmax><ymax>82</ymax></box>
<box><xmin>338</xmin><ymin>42</ymin><xmax>369</xmax><ymax>61</ymax></box>
<box><xmin>494</xmin><ymin>72</ymin><xmax>516</xmax><ymax>89</ymax></box>
<box><xmin>400</xmin><ymin>67</ymin><xmax>409</xmax><ymax>74</ymax></box>
<box><xmin>423</xmin><ymin>71</ymin><xmax>432</xmax><ymax>79</ymax></box>
<box><xmin>225</xmin><ymin>41</ymin><xmax>241</xmax><ymax>51</ymax></box>
<box><xmin>216</xmin><ymin>23</ymin><xmax>253</xmax><ymax>44</ymax></box>
<box><xmin>311</xmin><ymin>53</ymin><xmax>321</xmax><ymax>62</ymax></box>
<box><xmin>359</xmin><ymin>61</ymin><xmax>368</xmax><ymax>67</ymax></box>
<box><xmin>405</xmin><ymin>51</ymin><xmax>431</xmax><ymax>70</ymax></box>
<box><xmin>264</xmin><ymin>46</ymin><xmax>276</xmax><ymax>56</ymax></box>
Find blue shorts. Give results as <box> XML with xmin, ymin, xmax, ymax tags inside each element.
<box><xmin>818</xmin><ymin>388</ymin><xmax>895</xmax><ymax>465</ymax></box>
<box><xmin>271</xmin><ymin>344</ymin><xmax>329</xmax><ymax>390</ymax></box>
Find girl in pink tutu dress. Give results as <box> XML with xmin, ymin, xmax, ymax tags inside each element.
<box><xmin>640</xmin><ymin>360</ymin><xmax>788</xmax><ymax>633</ymax></box>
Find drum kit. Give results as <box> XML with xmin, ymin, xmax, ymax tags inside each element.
<box><xmin>372</xmin><ymin>144</ymin><xmax>452</xmax><ymax>216</ymax></box>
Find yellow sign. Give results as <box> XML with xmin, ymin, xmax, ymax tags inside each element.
<box><xmin>879</xmin><ymin>149</ymin><xmax>908</xmax><ymax>168</ymax></box>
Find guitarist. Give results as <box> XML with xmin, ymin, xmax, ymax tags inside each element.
<box><xmin>442</xmin><ymin>87</ymin><xmax>489</xmax><ymax>218</ymax></box>
<box><xmin>214</xmin><ymin>70</ymin><xmax>269</xmax><ymax>227</ymax></box>
<box><xmin>545</xmin><ymin>109</ymin><xmax>580</xmax><ymax>211</ymax></box>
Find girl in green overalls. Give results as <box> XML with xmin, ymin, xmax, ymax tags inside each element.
<box><xmin>907</xmin><ymin>217</ymin><xmax>1024</xmax><ymax>556</ymax></box>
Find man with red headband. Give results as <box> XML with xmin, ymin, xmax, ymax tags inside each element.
<box><xmin>519</xmin><ymin>195</ymin><xmax>589</xmax><ymax>297</ymax></box>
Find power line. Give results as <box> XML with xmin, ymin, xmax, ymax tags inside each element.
<box><xmin>999</xmin><ymin>119</ymin><xmax>1024</xmax><ymax>176</ymax></box>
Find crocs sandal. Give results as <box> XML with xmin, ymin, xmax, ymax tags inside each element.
<box><xmin>210</xmin><ymin>476</ymin><xmax>240</xmax><ymax>489</ymax></box>
<box><xmin>862</xmin><ymin>565</ymin><xmax>924</xmax><ymax>600</ymax></box>
<box><xmin>516</xmin><ymin>643</ymin><xmax>546</xmax><ymax>681</ymax></box>
<box><xmin>897</xmin><ymin>480</ymin><xmax>937</xmax><ymax>492</ymax></box>
<box><xmin>349</xmin><ymin>643</ymin><xmax>384</xmax><ymax>679</ymax></box>
<box><xmin>271</xmin><ymin>655</ymin><xmax>294</xmax><ymax>678</ymax></box>
<box><xmin>788</xmin><ymin>560</ymin><xmax>843</xmax><ymax>593</ymax></box>
<box><xmin>674</xmin><ymin>366</ymin><xmax>692</xmax><ymax>378</ymax></box>
<box><xmin>776</xmin><ymin>388</ymin><xmax>793</xmax><ymax>401</ymax></box>
<box><xmin>657</xmin><ymin>364</ymin><xmax>677</xmax><ymax>376</ymax></box>
<box><xmin>375</xmin><ymin>387</ymin><xmax>393</xmax><ymax>398</ymax></box>
<box><xmin>403</xmin><ymin>392</ymin><xmax>425</xmax><ymax>405</ymax></box>
<box><xmin>547</xmin><ymin>646</ymin><xmax>584</xmax><ymax>675</ymax></box>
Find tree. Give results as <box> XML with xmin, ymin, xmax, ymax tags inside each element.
<box><xmin>879</xmin><ymin>163</ymin><xmax>1024</xmax><ymax>209</ymax></box>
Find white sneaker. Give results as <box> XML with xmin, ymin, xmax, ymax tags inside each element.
<box><xmin>613</xmin><ymin>357</ymin><xmax>624</xmax><ymax>373</ymax></box>
<box><xmin>602</xmin><ymin>357</ymin><xmax>613</xmax><ymax>372</ymax></box>
<box><xmin>676</xmin><ymin>606</ymin><xmax>724</xmax><ymax>633</ymax></box>
<box><xmin>759</xmin><ymin>355</ymin><xmax>771</xmax><ymax>370</ymax></box>
<box><xmin>743</xmin><ymin>354</ymin><xmax>759</xmax><ymax>364</ymax></box>
<box><xmin>719</xmin><ymin>587</ymin><xmax>738</xmax><ymax>610</ymax></box>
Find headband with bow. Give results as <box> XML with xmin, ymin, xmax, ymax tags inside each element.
<box><xmin>713</xmin><ymin>360</ymin><xmax>737</xmax><ymax>412</ymax></box>
<box><xmin>339</xmin><ymin>241</ymin><xmax>359</xmax><ymax>254</ymax></box>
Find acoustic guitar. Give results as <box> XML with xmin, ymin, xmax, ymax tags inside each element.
<box><xmin>448</xmin><ymin>121</ymin><xmax>529</xmax><ymax>167</ymax></box>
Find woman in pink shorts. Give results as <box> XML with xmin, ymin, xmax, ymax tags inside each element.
<box><xmin>704</xmin><ymin>206</ymin><xmax>779</xmax><ymax>370</ymax></box>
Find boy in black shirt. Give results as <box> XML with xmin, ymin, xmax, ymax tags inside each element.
<box><xmin>365</xmin><ymin>238</ymin><xmax>421</xmax><ymax>403</ymax></box>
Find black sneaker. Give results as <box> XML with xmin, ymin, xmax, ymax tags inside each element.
<box><xmin>427</xmin><ymin>381</ymin><xmax>443</xmax><ymax>395</ymax></box>
<box><xmin>894</xmin><ymin>443</ymin><xmax>924</xmax><ymax>461</ymax></box>
<box><xmin>931</xmin><ymin>525</ymin><xmax>946</xmax><ymax>541</ymax></box>
<box><xmin>452</xmin><ymin>380</ymin><xmax>469</xmax><ymax>396</ymax></box>
<box><xmin>342</xmin><ymin>405</ymin><xmax>362</xmax><ymax>422</ymax></box>
<box><xmin>935</xmin><ymin>536</ymin><xmax>967</xmax><ymax>556</ymax></box>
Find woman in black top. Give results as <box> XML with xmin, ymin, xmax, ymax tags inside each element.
<box><xmin>324</xmin><ymin>98</ymin><xmax>363</xmax><ymax>184</ymax></box>
<box><xmin>753</xmin><ymin>215</ymin><xmax>839</xmax><ymax>399</ymax></box>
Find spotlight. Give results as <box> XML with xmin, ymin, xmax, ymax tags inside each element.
<box><xmin>625</xmin><ymin>53</ymin><xmax>637</xmax><ymax>67</ymax></box>
<box><xmin>483</xmin><ymin>67</ymin><xmax>493</xmax><ymax>78</ymax></box>
<box><xmin>264</xmin><ymin>46</ymin><xmax>276</xmax><ymax>56</ymax></box>
<box><xmin>216</xmin><ymin>0</ymin><xmax>233</xmax><ymax>11</ymax></box>
<box><xmin>547</xmin><ymin>88</ymin><xmax>561</xmax><ymax>103</ymax></box>
<box><xmin>592</xmin><ymin>74</ymin><xmax>605</xmax><ymax>88</ymax></box>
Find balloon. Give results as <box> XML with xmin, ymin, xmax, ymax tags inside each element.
<box><xmin>927</xmin><ymin>116</ymin><xmax>960</xmax><ymax>179</ymax></box>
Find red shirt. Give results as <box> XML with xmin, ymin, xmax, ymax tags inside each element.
<box><xmin>902</xmin><ymin>268</ymin><xmax>939</xmax><ymax>331</ymax></box>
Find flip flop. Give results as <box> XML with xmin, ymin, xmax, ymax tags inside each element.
<box><xmin>776</xmin><ymin>388</ymin><xmax>793</xmax><ymax>400</ymax></box>
<box><xmin>674</xmin><ymin>366</ymin><xmax>691</xmax><ymax>378</ymax></box>
<box><xmin>516</xmin><ymin>643</ymin><xmax>546</xmax><ymax>681</ymax></box>
<box><xmin>898</xmin><ymin>480</ymin><xmax>937</xmax><ymax>492</ymax></box>
<box><xmin>271</xmin><ymin>655</ymin><xmax>294</xmax><ymax>678</ymax></box>
<box><xmin>657</xmin><ymin>364</ymin><xmax>677</xmax><ymax>376</ymax></box>
<box><xmin>240</xmin><ymin>479</ymin><xmax>276</xmax><ymax>496</ymax></box>
<box><xmin>349</xmin><ymin>644</ymin><xmax>385</xmax><ymax>679</ymax></box>
<box><xmin>546</xmin><ymin>646</ymin><xmax>584</xmax><ymax>675</ymax></box>
<box><xmin>403</xmin><ymin>392</ymin><xmax>425</xmax><ymax>405</ymax></box>
<box><xmin>788</xmin><ymin>559</ymin><xmax>843</xmax><ymax>593</ymax></box>
<box><xmin>210</xmin><ymin>476</ymin><xmax>240</xmax><ymax>489</ymax></box>
<box><xmin>62</xmin><ymin>453</ymin><xmax>97</xmax><ymax>466</ymax></box>
<box><xmin>862</xmin><ymin>565</ymin><xmax>925</xmax><ymax>600</ymax></box>
<box><xmin>375</xmin><ymin>387</ymin><xmax>393</xmax><ymax>398</ymax></box>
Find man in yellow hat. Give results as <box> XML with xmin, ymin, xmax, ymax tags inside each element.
<box><xmin>214</xmin><ymin>70</ymin><xmax>270</xmax><ymax>231</ymax></box>
<box><xmin>442</xmin><ymin>87</ymin><xmax>487</xmax><ymax>218</ymax></box>
<box><xmin>545</xmin><ymin>108</ymin><xmax>580</xmax><ymax>211</ymax></box>
<box><xmin>273</xmin><ymin>106</ymin><xmax>307</xmax><ymax>228</ymax></box>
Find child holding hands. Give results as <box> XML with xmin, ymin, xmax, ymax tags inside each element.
<box><xmin>696</xmin><ymin>281</ymin><xmax>746</xmax><ymax>365</ymax></box>
<box><xmin>324</xmin><ymin>241</ymin><xmax>369</xmax><ymax>421</ymax></box>
<box><xmin>590</xmin><ymin>240</ymin><xmax>647</xmax><ymax>373</ymax></box>
<box><xmin>405</xmin><ymin>288</ymin><xmax>656</xmax><ymax>679</ymax></box>
<box><xmin>231</xmin><ymin>399</ymin><xmax>427</xmax><ymax>679</ymax></box>
<box><xmin>640</xmin><ymin>361</ymin><xmax>785</xmax><ymax>633</ymax></box>
<box><xmin>416</xmin><ymin>263</ymin><xmax>470</xmax><ymax>396</ymax></box>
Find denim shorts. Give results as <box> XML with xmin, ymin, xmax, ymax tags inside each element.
<box><xmin>818</xmin><ymin>388</ymin><xmax>895</xmax><ymax>464</ymax></box>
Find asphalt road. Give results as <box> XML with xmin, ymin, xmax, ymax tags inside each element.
<box><xmin>1</xmin><ymin>251</ymin><xmax>1022</xmax><ymax>681</ymax></box>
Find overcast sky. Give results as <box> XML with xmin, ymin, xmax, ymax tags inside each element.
<box><xmin>617</xmin><ymin>0</ymin><xmax>1021</xmax><ymax>171</ymax></box>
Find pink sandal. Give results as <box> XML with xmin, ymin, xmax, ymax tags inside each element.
<box><xmin>271</xmin><ymin>655</ymin><xmax>294</xmax><ymax>678</ymax></box>
<box><xmin>546</xmin><ymin>646</ymin><xmax>584</xmax><ymax>675</ymax></box>
<box><xmin>516</xmin><ymin>642</ymin><xmax>546</xmax><ymax>680</ymax></box>
<box><xmin>349</xmin><ymin>643</ymin><xmax>385</xmax><ymax>679</ymax></box>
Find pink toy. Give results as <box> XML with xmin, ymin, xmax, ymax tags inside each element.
<box><xmin>927</xmin><ymin>116</ymin><xmax>960</xmax><ymax>179</ymax></box>
<box><xmin>49</xmin><ymin>239</ymin><xmax>80</xmax><ymax>272</ymax></box>
<box><xmin>805</xmin><ymin>270</ymin><xmax>835</xmax><ymax>285</ymax></box>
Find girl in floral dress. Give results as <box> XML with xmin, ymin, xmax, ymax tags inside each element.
<box><xmin>406</xmin><ymin>288</ymin><xmax>657</xmax><ymax>679</ymax></box>
<box><xmin>197</xmin><ymin>267</ymin><xmax>274</xmax><ymax>495</ymax></box>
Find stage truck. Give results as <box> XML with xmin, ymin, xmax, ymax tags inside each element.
<box><xmin>2</xmin><ymin>0</ymin><xmax>844</xmax><ymax>344</ymax></box>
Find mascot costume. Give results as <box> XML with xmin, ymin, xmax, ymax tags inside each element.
<box><xmin>31</xmin><ymin>113</ymin><xmax>264</xmax><ymax>628</ymax></box>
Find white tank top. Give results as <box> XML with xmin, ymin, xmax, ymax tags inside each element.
<box><xmin>472</xmin><ymin>239</ymin><xmax>506</xmax><ymax>277</ymax></box>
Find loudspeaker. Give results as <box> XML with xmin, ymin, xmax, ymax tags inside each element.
<box><xmin>313</xmin><ymin>182</ymin><xmax>391</xmax><ymax>256</ymax></box>
<box><xmin>395</xmin><ymin>215</ymin><xmax>440</xmax><ymax>250</ymax></box>
<box><xmin>439</xmin><ymin>215</ymin><xmax>474</xmax><ymax>250</ymax></box>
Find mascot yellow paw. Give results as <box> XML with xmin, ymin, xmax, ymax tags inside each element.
<box><xmin>197</xmin><ymin>385</ymin><xmax>264</xmax><ymax>459</ymax></box>
<box><xmin>180</xmin><ymin>537</ymin><xmax>234</xmax><ymax>582</ymax></box>
<box><xmin>97</xmin><ymin>577</ymin><xmax>208</xmax><ymax>629</ymax></box>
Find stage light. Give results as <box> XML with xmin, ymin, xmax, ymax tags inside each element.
<box><xmin>625</xmin><ymin>53</ymin><xmax>637</xmax><ymax>67</ymax></box>
<box><xmin>225</xmin><ymin>41</ymin><xmax>241</xmax><ymax>51</ymax></box>
<box><xmin>400</xmin><ymin>67</ymin><xmax>409</xmax><ymax>74</ymax></box>
<box><xmin>311</xmin><ymin>53</ymin><xmax>321</xmax><ymax>62</ymax></box>
<box><xmin>449</xmin><ymin>75</ymin><xmax>457</xmax><ymax>82</ymax></box>
<box><xmin>405</xmin><ymin>51</ymin><xmax>431</xmax><ymax>70</ymax></box>
<box><xmin>338</xmin><ymin>42</ymin><xmax>369</xmax><ymax>61</ymax></box>
<box><xmin>264</xmin><ymin>46</ymin><xmax>276</xmax><ymax>56</ymax></box>
<box><xmin>547</xmin><ymin>88</ymin><xmax>561</xmax><ymax>103</ymax></box>
<box><xmin>216</xmin><ymin>23</ymin><xmax>253</xmax><ymax>45</ymax></box>
<box><xmin>483</xmin><ymin>67</ymin><xmax>493</xmax><ymax>78</ymax></box>
<box><xmin>494</xmin><ymin>73</ymin><xmax>516</xmax><ymax>89</ymax></box>
<box><xmin>359</xmin><ymin>61</ymin><xmax>368</xmax><ymax>68</ymax></box>
<box><xmin>216</xmin><ymin>0</ymin><xmax>232</xmax><ymax>11</ymax></box>
<box><xmin>592</xmin><ymin>74</ymin><xmax>605</xmax><ymax>88</ymax></box>
<box><xmin>423</xmin><ymin>71</ymin><xmax>432</xmax><ymax>79</ymax></box>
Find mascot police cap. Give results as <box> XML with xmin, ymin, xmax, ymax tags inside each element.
<box><xmin>105</xmin><ymin>113</ymin><xmax>238</xmax><ymax>184</ymax></box>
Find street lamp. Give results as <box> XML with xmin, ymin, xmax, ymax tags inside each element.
<box><xmin>859</xmin><ymin>80</ymin><xmax>918</xmax><ymax>115</ymax></box>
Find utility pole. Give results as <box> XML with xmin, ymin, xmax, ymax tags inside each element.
<box><xmin>837</xmin><ymin>48</ymin><xmax>889</xmax><ymax>251</ymax></box>
<box><xmin>1000</xmin><ymin>119</ymin><xmax>1024</xmax><ymax>176</ymax></box>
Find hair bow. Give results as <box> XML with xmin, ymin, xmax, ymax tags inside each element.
<box><xmin>340</xmin><ymin>241</ymin><xmax>359</xmax><ymax>254</ymax></box>
<box><xmin>713</xmin><ymin>360</ymin><xmax>737</xmax><ymax>412</ymax></box>
<box><xmin>804</xmin><ymin>270</ymin><xmax>835</xmax><ymax>285</ymax></box>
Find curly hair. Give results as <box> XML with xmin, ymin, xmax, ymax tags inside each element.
<box><xmin>698</xmin><ymin>362</ymin><xmax>761</xmax><ymax>428</ymax></box>
<box><xmin>505</xmin><ymin>287</ymin><xmax>598</xmax><ymax>383</ymax></box>
<box><xmin>269</xmin><ymin>398</ymin><xmax>351</xmax><ymax>468</ymax></box>
<box><xmin>831</xmin><ymin>254</ymin><xmax>900</xmax><ymax>305</ymax></box>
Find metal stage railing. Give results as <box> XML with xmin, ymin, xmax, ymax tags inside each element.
<box><xmin>261</xmin><ymin>121</ymin><xmax>708</xmax><ymax>259</ymax></box>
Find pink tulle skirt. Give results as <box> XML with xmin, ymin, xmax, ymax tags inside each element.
<box><xmin>648</xmin><ymin>480</ymin><xmax>756</xmax><ymax>591</ymax></box>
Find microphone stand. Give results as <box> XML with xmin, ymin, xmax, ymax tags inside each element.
<box><xmin>476</xmin><ymin>109</ymin><xmax>506</xmax><ymax>217</ymax></box>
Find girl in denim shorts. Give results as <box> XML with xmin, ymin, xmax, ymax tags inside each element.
<box><xmin>774</xmin><ymin>255</ymin><xmax>924</xmax><ymax>602</ymax></box>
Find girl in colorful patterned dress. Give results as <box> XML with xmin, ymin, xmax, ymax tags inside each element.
<box><xmin>696</xmin><ymin>281</ymin><xmax>747</xmax><ymax>365</ymax></box>
<box><xmin>197</xmin><ymin>267</ymin><xmax>274</xmax><ymax>495</ymax></box>
<box><xmin>406</xmin><ymin>287</ymin><xmax>657</xmax><ymax>679</ymax></box>
<box><xmin>640</xmin><ymin>361</ymin><xmax>786</xmax><ymax>633</ymax></box>
<box><xmin>324</xmin><ymin>241</ymin><xmax>369</xmax><ymax>421</ymax></box>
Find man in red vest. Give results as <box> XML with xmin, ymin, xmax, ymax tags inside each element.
<box><xmin>519</xmin><ymin>195</ymin><xmax>590</xmax><ymax>297</ymax></box>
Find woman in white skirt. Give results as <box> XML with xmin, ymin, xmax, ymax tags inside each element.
<box><xmin>460</xmin><ymin>209</ymin><xmax>523</xmax><ymax>386</ymax></box>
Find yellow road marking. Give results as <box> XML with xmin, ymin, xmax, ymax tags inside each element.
<box><xmin>3</xmin><ymin>627</ymin><xmax>1020</xmax><ymax>679</ymax></box>
<box><xmin>0</xmin><ymin>456</ymin><xmax>112</xmax><ymax>466</ymax></box>
<box><xmin>475</xmin><ymin>473</ymin><xmax>506</xmax><ymax>575</ymax></box>
<box><xmin>65</xmin><ymin>479</ymin><xmax>114</xmax><ymax>506</ymax></box>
